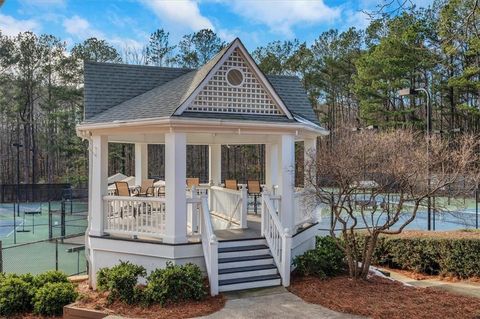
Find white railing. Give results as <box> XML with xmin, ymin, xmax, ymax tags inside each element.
<box><xmin>200</xmin><ymin>195</ymin><xmax>218</xmax><ymax>296</ymax></box>
<box><xmin>187</xmin><ymin>187</ymin><xmax>202</xmax><ymax>234</ymax></box>
<box><xmin>261</xmin><ymin>193</ymin><xmax>291</xmax><ymax>287</ymax></box>
<box><xmin>294</xmin><ymin>189</ymin><xmax>316</xmax><ymax>228</ymax></box>
<box><xmin>103</xmin><ymin>196</ymin><xmax>166</xmax><ymax>239</ymax></box>
<box><xmin>209</xmin><ymin>186</ymin><xmax>247</xmax><ymax>228</ymax></box>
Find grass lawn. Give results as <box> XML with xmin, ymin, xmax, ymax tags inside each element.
<box><xmin>289</xmin><ymin>275</ymin><xmax>480</xmax><ymax>319</ymax></box>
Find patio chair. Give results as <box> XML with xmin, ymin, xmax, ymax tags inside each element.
<box><xmin>115</xmin><ymin>181</ymin><xmax>135</xmax><ymax>196</ymax></box>
<box><xmin>135</xmin><ymin>179</ymin><xmax>155</xmax><ymax>197</ymax></box>
<box><xmin>225</xmin><ymin>179</ymin><xmax>238</xmax><ymax>190</ymax></box>
<box><xmin>114</xmin><ymin>181</ymin><xmax>137</xmax><ymax>219</ymax></box>
<box><xmin>187</xmin><ymin>177</ymin><xmax>200</xmax><ymax>188</ymax></box>
<box><xmin>156</xmin><ymin>186</ymin><xmax>166</xmax><ymax>197</ymax></box>
<box><xmin>247</xmin><ymin>180</ymin><xmax>262</xmax><ymax>214</ymax></box>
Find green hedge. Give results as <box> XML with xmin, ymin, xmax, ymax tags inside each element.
<box><xmin>33</xmin><ymin>282</ymin><xmax>78</xmax><ymax>316</ymax></box>
<box><xmin>143</xmin><ymin>262</ymin><xmax>206</xmax><ymax>306</ymax></box>
<box><xmin>97</xmin><ymin>260</ymin><xmax>147</xmax><ymax>304</ymax></box>
<box><xmin>97</xmin><ymin>260</ymin><xmax>207</xmax><ymax>306</ymax></box>
<box><xmin>293</xmin><ymin>236</ymin><xmax>345</xmax><ymax>278</ymax></box>
<box><xmin>371</xmin><ymin>235</ymin><xmax>480</xmax><ymax>278</ymax></box>
<box><xmin>0</xmin><ymin>270</ymin><xmax>75</xmax><ymax>317</ymax></box>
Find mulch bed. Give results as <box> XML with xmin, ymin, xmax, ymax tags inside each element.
<box><xmin>289</xmin><ymin>275</ymin><xmax>480</xmax><ymax>319</ymax></box>
<box><xmin>380</xmin><ymin>266</ymin><xmax>480</xmax><ymax>283</ymax></box>
<box><xmin>72</xmin><ymin>281</ymin><xmax>225</xmax><ymax>319</ymax></box>
<box><xmin>386</xmin><ymin>230</ymin><xmax>480</xmax><ymax>239</ymax></box>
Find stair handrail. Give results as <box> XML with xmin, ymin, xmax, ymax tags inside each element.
<box><xmin>200</xmin><ymin>195</ymin><xmax>219</xmax><ymax>296</ymax></box>
<box><xmin>261</xmin><ymin>192</ymin><xmax>291</xmax><ymax>287</ymax></box>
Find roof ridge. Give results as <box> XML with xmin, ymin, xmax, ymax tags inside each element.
<box><xmin>84</xmin><ymin>60</ymin><xmax>194</xmax><ymax>72</ymax></box>
<box><xmin>266</xmin><ymin>74</ymin><xmax>300</xmax><ymax>79</ymax></box>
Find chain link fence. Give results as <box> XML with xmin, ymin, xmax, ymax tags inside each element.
<box><xmin>0</xmin><ymin>235</ymin><xmax>86</xmax><ymax>276</ymax></box>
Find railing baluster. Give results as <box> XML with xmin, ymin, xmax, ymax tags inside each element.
<box><xmin>102</xmin><ymin>196</ymin><xmax>167</xmax><ymax>239</ymax></box>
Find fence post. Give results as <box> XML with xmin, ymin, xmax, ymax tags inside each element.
<box><xmin>48</xmin><ymin>201</ymin><xmax>52</xmax><ymax>240</ymax></box>
<box><xmin>476</xmin><ymin>188</ymin><xmax>478</xmax><ymax>230</ymax></box>
<box><xmin>61</xmin><ymin>200</ymin><xmax>66</xmax><ymax>241</ymax></box>
<box><xmin>330</xmin><ymin>193</ymin><xmax>334</xmax><ymax>229</ymax></box>
<box><xmin>55</xmin><ymin>239</ymin><xmax>59</xmax><ymax>271</ymax></box>
<box><xmin>0</xmin><ymin>241</ymin><xmax>3</xmax><ymax>273</ymax></box>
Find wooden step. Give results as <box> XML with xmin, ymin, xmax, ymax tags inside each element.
<box><xmin>218</xmin><ymin>244</ymin><xmax>270</xmax><ymax>258</ymax></box>
<box><xmin>218</xmin><ymin>264</ymin><xmax>278</xmax><ymax>280</ymax></box>
<box><xmin>218</xmin><ymin>237</ymin><xmax>267</xmax><ymax>248</ymax></box>
<box><xmin>218</xmin><ymin>274</ymin><xmax>281</xmax><ymax>292</ymax></box>
<box><xmin>218</xmin><ymin>254</ymin><xmax>273</xmax><ymax>269</ymax></box>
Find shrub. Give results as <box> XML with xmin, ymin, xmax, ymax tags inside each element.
<box><xmin>33</xmin><ymin>270</ymin><xmax>69</xmax><ymax>288</ymax></box>
<box><xmin>143</xmin><ymin>262</ymin><xmax>206</xmax><ymax>306</ymax></box>
<box><xmin>293</xmin><ymin>236</ymin><xmax>345</xmax><ymax>278</ymax></box>
<box><xmin>33</xmin><ymin>282</ymin><xmax>78</xmax><ymax>316</ymax></box>
<box><xmin>0</xmin><ymin>276</ymin><xmax>34</xmax><ymax>316</ymax></box>
<box><xmin>371</xmin><ymin>235</ymin><xmax>480</xmax><ymax>278</ymax></box>
<box><xmin>97</xmin><ymin>260</ymin><xmax>146</xmax><ymax>304</ymax></box>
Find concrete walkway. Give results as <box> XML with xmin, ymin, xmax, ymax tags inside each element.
<box><xmin>196</xmin><ymin>286</ymin><xmax>363</xmax><ymax>319</ymax></box>
<box><xmin>383</xmin><ymin>268</ymin><xmax>480</xmax><ymax>299</ymax></box>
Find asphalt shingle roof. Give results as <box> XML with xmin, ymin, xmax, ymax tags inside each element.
<box><xmin>266</xmin><ymin>75</ymin><xmax>320</xmax><ymax>126</ymax></box>
<box><xmin>83</xmin><ymin>41</ymin><xmax>321</xmax><ymax>128</ymax></box>
<box><xmin>84</xmin><ymin>62</ymin><xmax>192</xmax><ymax>119</ymax></box>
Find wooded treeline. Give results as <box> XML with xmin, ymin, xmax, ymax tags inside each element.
<box><xmin>0</xmin><ymin>0</ymin><xmax>479</xmax><ymax>186</ymax></box>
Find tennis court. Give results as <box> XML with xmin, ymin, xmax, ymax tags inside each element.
<box><xmin>0</xmin><ymin>199</ymin><xmax>88</xmax><ymax>276</ymax></box>
<box><xmin>0</xmin><ymin>200</ymin><xmax>88</xmax><ymax>247</ymax></box>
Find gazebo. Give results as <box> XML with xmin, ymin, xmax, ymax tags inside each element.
<box><xmin>76</xmin><ymin>38</ymin><xmax>328</xmax><ymax>295</ymax></box>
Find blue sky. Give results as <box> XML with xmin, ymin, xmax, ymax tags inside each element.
<box><xmin>0</xmin><ymin>0</ymin><xmax>433</xmax><ymax>51</ymax></box>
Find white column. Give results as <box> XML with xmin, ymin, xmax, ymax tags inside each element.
<box><xmin>134</xmin><ymin>143</ymin><xmax>148</xmax><ymax>186</ymax></box>
<box><xmin>164</xmin><ymin>132</ymin><xmax>187</xmax><ymax>244</ymax></box>
<box><xmin>304</xmin><ymin>138</ymin><xmax>317</xmax><ymax>188</ymax></box>
<box><xmin>265</xmin><ymin>143</ymin><xmax>278</xmax><ymax>193</ymax></box>
<box><xmin>89</xmin><ymin>135</ymin><xmax>108</xmax><ymax>236</ymax></box>
<box><xmin>208</xmin><ymin>144</ymin><xmax>221</xmax><ymax>186</ymax></box>
<box><xmin>278</xmin><ymin>134</ymin><xmax>295</xmax><ymax>232</ymax></box>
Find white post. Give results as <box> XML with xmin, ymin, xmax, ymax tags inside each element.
<box><xmin>191</xmin><ymin>185</ymin><xmax>199</xmax><ymax>233</ymax></box>
<box><xmin>265</xmin><ymin>143</ymin><xmax>278</xmax><ymax>192</ymax></box>
<box><xmin>164</xmin><ymin>132</ymin><xmax>187</xmax><ymax>244</ymax></box>
<box><xmin>304</xmin><ymin>138</ymin><xmax>317</xmax><ymax>188</ymax></box>
<box><xmin>134</xmin><ymin>143</ymin><xmax>148</xmax><ymax>186</ymax></box>
<box><xmin>209</xmin><ymin>144</ymin><xmax>221</xmax><ymax>186</ymax></box>
<box><xmin>281</xmin><ymin>232</ymin><xmax>292</xmax><ymax>287</ymax></box>
<box><xmin>240</xmin><ymin>185</ymin><xmax>248</xmax><ymax>228</ymax></box>
<box><xmin>278</xmin><ymin>134</ymin><xmax>295</xmax><ymax>231</ymax></box>
<box><xmin>89</xmin><ymin>135</ymin><xmax>108</xmax><ymax>236</ymax></box>
<box><xmin>210</xmin><ymin>237</ymin><xmax>219</xmax><ymax>296</ymax></box>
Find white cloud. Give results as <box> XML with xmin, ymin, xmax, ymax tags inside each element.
<box><xmin>110</xmin><ymin>37</ymin><xmax>144</xmax><ymax>51</ymax></box>
<box><xmin>141</xmin><ymin>0</ymin><xmax>214</xmax><ymax>31</ymax></box>
<box><xmin>345</xmin><ymin>10</ymin><xmax>370</xmax><ymax>30</ymax></box>
<box><xmin>62</xmin><ymin>15</ymin><xmax>104</xmax><ymax>39</ymax></box>
<box><xmin>225</xmin><ymin>0</ymin><xmax>341</xmax><ymax>37</ymax></box>
<box><xmin>0</xmin><ymin>14</ymin><xmax>40</xmax><ymax>36</ymax></box>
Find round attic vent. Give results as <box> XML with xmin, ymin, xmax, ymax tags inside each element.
<box><xmin>226</xmin><ymin>68</ymin><xmax>244</xmax><ymax>87</ymax></box>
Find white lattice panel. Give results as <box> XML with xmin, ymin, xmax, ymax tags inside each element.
<box><xmin>186</xmin><ymin>48</ymin><xmax>283</xmax><ymax>115</ymax></box>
